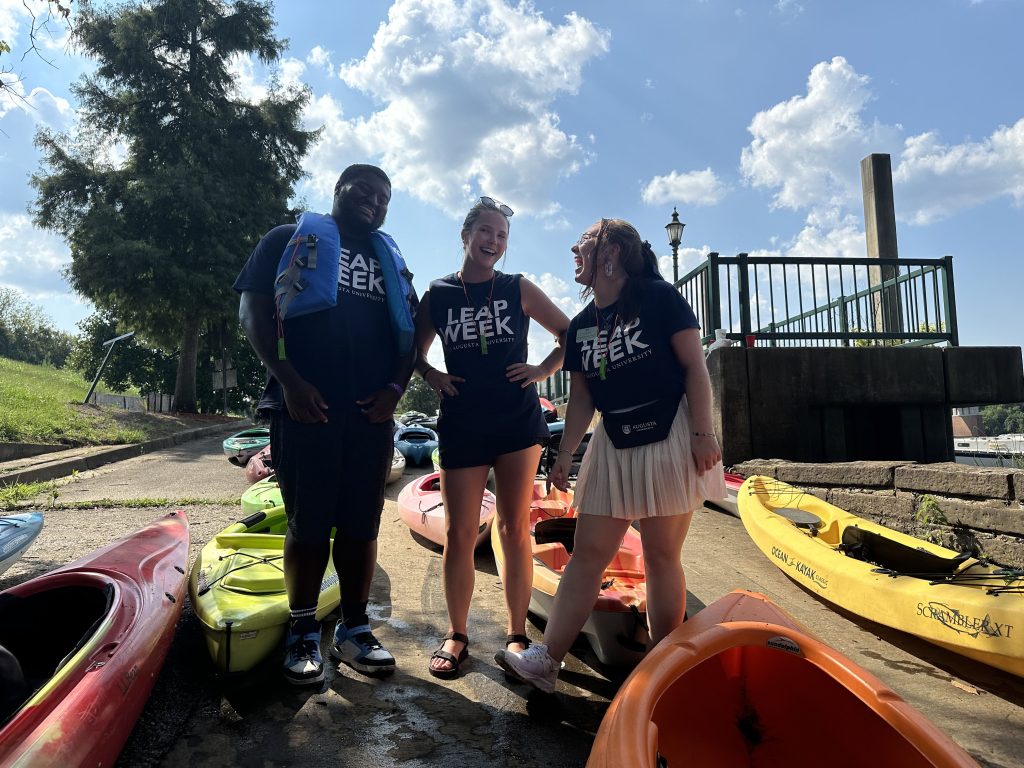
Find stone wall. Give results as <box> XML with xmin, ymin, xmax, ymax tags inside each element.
<box><xmin>732</xmin><ymin>459</ymin><xmax>1024</xmax><ymax>569</ymax></box>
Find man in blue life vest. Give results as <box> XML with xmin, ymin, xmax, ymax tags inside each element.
<box><xmin>234</xmin><ymin>164</ymin><xmax>417</xmax><ymax>685</ymax></box>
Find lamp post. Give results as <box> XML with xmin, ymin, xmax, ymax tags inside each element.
<box><xmin>665</xmin><ymin>207</ymin><xmax>685</xmax><ymax>283</ymax></box>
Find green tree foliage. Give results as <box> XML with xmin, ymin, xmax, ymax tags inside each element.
<box><xmin>0</xmin><ymin>287</ymin><xmax>75</xmax><ymax>367</ymax></box>
<box><xmin>69</xmin><ymin>311</ymin><xmax>176</xmax><ymax>394</ymax></box>
<box><xmin>398</xmin><ymin>377</ymin><xmax>440</xmax><ymax>418</ymax></box>
<box><xmin>31</xmin><ymin>0</ymin><xmax>317</xmax><ymax>412</ymax></box>
<box><xmin>70</xmin><ymin>311</ymin><xmax>266</xmax><ymax>413</ymax></box>
<box><xmin>980</xmin><ymin>404</ymin><xmax>1024</xmax><ymax>436</ymax></box>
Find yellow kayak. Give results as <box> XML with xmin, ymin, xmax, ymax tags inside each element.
<box><xmin>240</xmin><ymin>476</ymin><xmax>282</xmax><ymax>516</ymax></box>
<box><xmin>189</xmin><ymin>506</ymin><xmax>340</xmax><ymax>673</ymax></box>
<box><xmin>738</xmin><ymin>476</ymin><xmax>1024</xmax><ymax>676</ymax></box>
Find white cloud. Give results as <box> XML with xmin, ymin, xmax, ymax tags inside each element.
<box><xmin>307</xmin><ymin>46</ymin><xmax>332</xmax><ymax>73</ymax></box>
<box><xmin>0</xmin><ymin>211</ymin><xmax>75</xmax><ymax>296</ymax></box>
<box><xmin>642</xmin><ymin>168</ymin><xmax>726</xmax><ymax>206</ymax></box>
<box><xmin>894</xmin><ymin>119</ymin><xmax>1024</xmax><ymax>224</ymax></box>
<box><xmin>740</xmin><ymin>56</ymin><xmax>900</xmax><ymax>210</ymax></box>
<box><xmin>302</xmin><ymin>0</ymin><xmax>610</xmax><ymax>219</ymax></box>
<box><xmin>522</xmin><ymin>271</ymin><xmax>582</xmax><ymax>363</ymax></box>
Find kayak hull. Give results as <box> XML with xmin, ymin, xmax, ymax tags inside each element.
<box><xmin>493</xmin><ymin>482</ymin><xmax>649</xmax><ymax>667</ymax></box>
<box><xmin>396</xmin><ymin>472</ymin><xmax>494</xmax><ymax>549</ymax></box>
<box><xmin>189</xmin><ymin>507</ymin><xmax>340</xmax><ymax>674</ymax></box>
<box><xmin>0</xmin><ymin>513</ymin><xmax>44</xmax><ymax>577</ymax></box>
<box><xmin>240</xmin><ymin>477</ymin><xmax>283</xmax><ymax>517</ymax></box>
<box><xmin>738</xmin><ymin>475</ymin><xmax>1024</xmax><ymax>677</ymax></box>
<box><xmin>223</xmin><ymin>427</ymin><xmax>270</xmax><ymax>467</ymax></box>
<box><xmin>588</xmin><ymin>590</ymin><xmax>979</xmax><ymax>768</ymax></box>
<box><xmin>0</xmin><ymin>512</ymin><xmax>189</xmax><ymax>768</ymax></box>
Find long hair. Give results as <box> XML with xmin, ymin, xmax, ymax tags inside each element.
<box><xmin>580</xmin><ymin>218</ymin><xmax>664</xmax><ymax>324</ymax></box>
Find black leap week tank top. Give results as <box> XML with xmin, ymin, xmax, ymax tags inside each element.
<box><xmin>428</xmin><ymin>272</ymin><xmax>548</xmax><ymax>439</ymax></box>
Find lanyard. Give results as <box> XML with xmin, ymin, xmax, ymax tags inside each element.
<box><xmin>595</xmin><ymin>303</ymin><xmax>619</xmax><ymax>381</ymax></box>
<box><xmin>458</xmin><ymin>271</ymin><xmax>496</xmax><ymax>355</ymax></box>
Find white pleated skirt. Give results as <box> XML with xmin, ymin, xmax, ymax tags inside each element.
<box><xmin>573</xmin><ymin>398</ymin><xmax>727</xmax><ymax>519</ymax></box>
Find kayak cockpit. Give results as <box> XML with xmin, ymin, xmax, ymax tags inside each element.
<box><xmin>0</xmin><ymin>583</ymin><xmax>113</xmax><ymax>723</ymax></box>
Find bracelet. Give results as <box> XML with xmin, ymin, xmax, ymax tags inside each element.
<box><xmin>692</xmin><ymin>431</ymin><xmax>716</xmax><ymax>438</ymax></box>
<box><xmin>387</xmin><ymin>382</ymin><xmax>405</xmax><ymax>397</ymax></box>
<box><xmin>421</xmin><ymin>366</ymin><xmax>436</xmax><ymax>381</ymax></box>
<box><xmin>557</xmin><ymin>448</ymin><xmax>573</xmax><ymax>455</ymax></box>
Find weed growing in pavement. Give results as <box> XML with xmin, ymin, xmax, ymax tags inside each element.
<box><xmin>52</xmin><ymin>497</ymin><xmax>240</xmax><ymax>509</ymax></box>
<box><xmin>0</xmin><ymin>480</ymin><xmax>54</xmax><ymax>510</ymax></box>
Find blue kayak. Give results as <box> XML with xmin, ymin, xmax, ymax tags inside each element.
<box><xmin>394</xmin><ymin>425</ymin><xmax>439</xmax><ymax>467</ymax></box>
<box><xmin>0</xmin><ymin>513</ymin><xmax>44</xmax><ymax>577</ymax></box>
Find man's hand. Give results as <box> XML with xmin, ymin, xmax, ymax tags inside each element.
<box><xmin>282</xmin><ymin>379</ymin><xmax>329</xmax><ymax>423</ymax></box>
<box><xmin>357</xmin><ymin>387</ymin><xmax>401</xmax><ymax>423</ymax></box>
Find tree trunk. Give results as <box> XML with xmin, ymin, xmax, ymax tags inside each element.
<box><xmin>173</xmin><ymin>314</ymin><xmax>201</xmax><ymax>413</ymax></box>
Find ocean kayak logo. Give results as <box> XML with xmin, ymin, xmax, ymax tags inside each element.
<box><xmin>916</xmin><ymin>601</ymin><xmax>1014</xmax><ymax>639</ymax></box>
<box><xmin>770</xmin><ymin>546</ymin><xmax>829</xmax><ymax>589</ymax></box>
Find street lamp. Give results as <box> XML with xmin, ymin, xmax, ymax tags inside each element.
<box><xmin>665</xmin><ymin>207</ymin><xmax>685</xmax><ymax>283</ymax></box>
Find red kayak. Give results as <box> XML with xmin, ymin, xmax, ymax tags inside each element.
<box><xmin>0</xmin><ymin>511</ymin><xmax>189</xmax><ymax>767</ymax></box>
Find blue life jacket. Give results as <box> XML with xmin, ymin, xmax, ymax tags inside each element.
<box><xmin>274</xmin><ymin>212</ymin><xmax>415</xmax><ymax>358</ymax></box>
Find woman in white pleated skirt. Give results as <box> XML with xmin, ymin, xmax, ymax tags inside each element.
<box><xmin>496</xmin><ymin>217</ymin><xmax>726</xmax><ymax>694</ymax></box>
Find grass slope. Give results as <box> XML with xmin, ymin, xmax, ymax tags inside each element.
<box><xmin>0</xmin><ymin>357</ymin><xmax>235</xmax><ymax>446</ymax></box>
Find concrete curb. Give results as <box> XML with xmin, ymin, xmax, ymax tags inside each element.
<box><xmin>0</xmin><ymin>420</ymin><xmax>249</xmax><ymax>487</ymax></box>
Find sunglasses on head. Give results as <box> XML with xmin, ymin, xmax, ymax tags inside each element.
<box><xmin>480</xmin><ymin>196</ymin><xmax>514</xmax><ymax>217</ymax></box>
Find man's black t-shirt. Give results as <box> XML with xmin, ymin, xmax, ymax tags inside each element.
<box><xmin>564</xmin><ymin>279</ymin><xmax>699</xmax><ymax>413</ymax></box>
<box><xmin>428</xmin><ymin>271</ymin><xmax>547</xmax><ymax>438</ymax></box>
<box><xmin>233</xmin><ymin>222</ymin><xmax>397</xmax><ymax>413</ymax></box>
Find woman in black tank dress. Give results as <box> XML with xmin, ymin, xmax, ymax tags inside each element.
<box><xmin>414</xmin><ymin>197</ymin><xmax>570</xmax><ymax>678</ymax></box>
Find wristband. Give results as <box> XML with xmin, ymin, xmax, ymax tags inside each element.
<box><xmin>422</xmin><ymin>366</ymin><xmax>436</xmax><ymax>381</ymax></box>
<box><xmin>387</xmin><ymin>382</ymin><xmax>405</xmax><ymax>397</ymax></box>
<box><xmin>692</xmin><ymin>431</ymin><xmax>716</xmax><ymax>438</ymax></box>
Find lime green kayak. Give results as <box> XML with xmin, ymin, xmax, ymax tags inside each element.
<box><xmin>188</xmin><ymin>506</ymin><xmax>340</xmax><ymax>674</ymax></box>
<box><xmin>240</xmin><ymin>476</ymin><xmax>283</xmax><ymax>516</ymax></box>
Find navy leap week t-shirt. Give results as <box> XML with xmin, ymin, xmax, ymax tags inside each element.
<box><xmin>428</xmin><ymin>272</ymin><xmax>548</xmax><ymax>438</ymax></box>
<box><xmin>233</xmin><ymin>222</ymin><xmax>396</xmax><ymax>414</ymax></box>
<box><xmin>564</xmin><ymin>279</ymin><xmax>700</xmax><ymax>414</ymax></box>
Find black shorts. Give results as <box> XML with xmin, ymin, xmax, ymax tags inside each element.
<box><xmin>269</xmin><ymin>409</ymin><xmax>393</xmax><ymax>542</ymax></box>
<box><xmin>437</xmin><ymin>427</ymin><xmax>547</xmax><ymax>471</ymax></box>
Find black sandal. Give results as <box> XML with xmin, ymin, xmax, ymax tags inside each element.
<box><xmin>504</xmin><ymin>634</ymin><xmax>531</xmax><ymax>651</ymax></box>
<box><xmin>428</xmin><ymin>631</ymin><xmax>469</xmax><ymax>679</ymax></box>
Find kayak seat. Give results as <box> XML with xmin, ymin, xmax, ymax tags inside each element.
<box><xmin>0</xmin><ymin>584</ymin><xmax>112</xmax><ymax>699</ymax></box>
<box><xmin>840</xmin><ymin>527</ymin><xmax>971</xmax><ymax>575</ymax></box>
<box><xmin>534</xmin><ymin>517</ymin><xmax>578</xmax><ymax>553</ymax></box>
<box><xmin>533</xmin><ymin>542</ymin><xmax>570</xmax><ymax>573</ymax></box>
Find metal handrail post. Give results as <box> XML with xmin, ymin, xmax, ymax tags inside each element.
<box><xmin>83</xmin><ymin>331</ymin><xmax>136</xmax><ymax>405</ymax></box>
<box><xmin>736</xmin><ymin>253</ymin><xmax>751</xmax><ymax>338</ymax></box>
<box><xmin>707</xmin><ymin>252</ymin><xmax>722</xmax><ymax>333</ymax></box>
<box><xmin>942</xmin><ymin>255</ymin><xmax>959</xmax><ymax>346</ymax></box>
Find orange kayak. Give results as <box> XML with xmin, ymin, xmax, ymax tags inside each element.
<box><xmin>588</xmin><ymin>590</ymin><xmax>978</xmax><ymax>768</ymax></box>
<box><xmin>492</xmin><ymin>482</ymin><xmax>649</xmax><ymax>666</ymax></box>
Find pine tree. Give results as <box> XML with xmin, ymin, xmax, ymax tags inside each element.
<box><xmin>32</xmin><ymin>0</ymin><xmax>317</xmax><ymax>411</ymax></box>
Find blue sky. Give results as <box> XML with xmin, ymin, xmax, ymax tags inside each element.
<box><xmin>1</xmin><ymin>0</ymin><xmax>1022</xmax><ymax>365</ymax></box>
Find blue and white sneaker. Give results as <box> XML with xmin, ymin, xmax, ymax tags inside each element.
<box><xmin>283</xmin><ymin>630</ymin><xmax>324</xmax><ymax>685</ymax></box>
<box><xmin>331</xmin><ymin>623</ymin><xmax>396</xmax><ymax>674</ymax></box>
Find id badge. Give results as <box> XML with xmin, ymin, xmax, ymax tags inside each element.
<box><xmin>576</xmin><ymin>326</ymin><xmax>598</xmax><ymax>343</ymax></box>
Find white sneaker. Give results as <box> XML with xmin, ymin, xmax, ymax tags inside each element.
<box><xmin>496</xmin><ymin>643</ymin><xmax>559</xmax><ymax>693</ymax></box>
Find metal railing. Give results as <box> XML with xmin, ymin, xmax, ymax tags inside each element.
<box><xmin>537</xmin><ymin>372</ymin><xmax>570</xmax><ymax>405</ymax></box>
<box><xmin>676</xmin><ymin>253</ymin><xmax>958</xmax><ymax>348</ymax></box>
